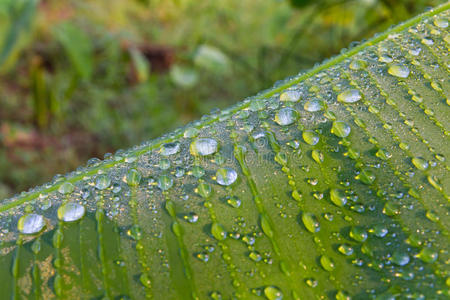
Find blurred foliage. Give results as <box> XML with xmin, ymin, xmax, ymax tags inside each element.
<box><xmin>0</xmin><ymin>0</ymin><xmax>444</xmax><ymax>199</ymax></box>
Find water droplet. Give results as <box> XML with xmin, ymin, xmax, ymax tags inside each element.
<box><xmin>127</xmin><ymin>224</ymin><xmax>142</xmax><ymax>240</ymax></box>
<box><xmin>18</xmin><ymin>214</ymin><xmax>45</xmax><ymax>235</ymax></box>
<box><xmin>274</xmin><ymin>107</ymin><xmax>298</xmax><ymax>126</ymax></box>
<box><xmin>209</xmin><ymin>291</ymin><xmax>221</xmax><ymax>300</ymax></box>
<box><xmin>211</xmin><ymin>222</ymin><xmax>227</xmax><ymax>240</ymax></box>
<box><xmin>196</xmin><ymin>252</ymin><xmax>209</xmax><ymax>262</ymax></box>
<box><xmin>330</xmin><ymin>188</ymin><xmax>347</xmax><ymax>207</ymax></box>
<box><xmin>417</xmin><ymin>247</ymin><xmax>438</xmax><ymax>263</ymax></box>
<box><xmin>215</xmin><ymin>167</ymin><xmax>237</xmax><ymax>186</ymax></box>
<box><xmin>95</xmin><ymin>174</ymin><xmax>111</xmax><ymax>190</ymax></box>
<box><xmin>371</xmin><ymin>224</ymin><xmax>388</xmax><ymax>238</ymax></box>
<box><xmin>57</xmin><ymin>203</ymin><xmax>85</xmax><ymax>222</ymax></box>
<box><xmin>190</xmin><ymin>138</ymin><xmax>219</xmax><ymax>156</ymax></box>
<box><xmin>280</xmin><ymin>90</ymin><xmax>300</xmax><ymax>102</ymax></box>
<box><xmin>159</xmin><ymin>158</ymin><xmax>171</xmax><ymax>170</ymax></box>
<box><xmin>184</xmin><ymin>127</ymin><xmax>199</xmax><ymax>138</ymax></box>
<box><xmin>160</xmin><ymin>142</ymin><xmax>180</xmax><ymax>156</ymax></box>
<box><xmin>226</xmin><ymin>196</ymin><xmax>241</xmax><ymax>208</ymax></box>
<box><xmin>264</xmin><ymin>286</ymin><xmax>283</xmax><ymax>300</ymax></box>
<box><xmin>331</xmin><ymin>121</ymin><xmax>351</xmax><ymax>138</ymax></box>
<box><xmin>311</xmin><ymin>150</ymin><xmax>324</xmax><ymax>164</ymax></box>
<box><xmin>303</xmin><ymin>130</ymin><xmax>320</xmax><ymax>145</ymax></box>
<box><xmin>338</xmin><ymin>89</ymin><xmax>361</xmax><ymax>103</ymax></box>
<box><xmin>434</xmin><ymin>18</ymin><xmax>448</xmax><ymax>28</ymax></box>
<box><xmin>336</xmin><ymin>290</ymin><xmax>351</xmax><ymax>300</ymax></box>
<box><xmin>320</xmin><ymin>255</ymin><xmax>335</xmax><ymax>271</ymax></box>
<box><xmin>184</xmin><ymin>212</ymin><xmax>199</xmax><ymax>223</ymax></box>
<box><xmin>157</xmin><ymin>175</ymin><xmax>174</xmax><ymax>190</ymax></box>
<box><xmin>249</xmin><ymin>251</ymin><xmax>262</xmax><ymax>262</ymax></box>
<box><xmin>388</xmin><ymin>65</ymin><xmax>410</xmax><ymax>78</ymax></box>
<box><xmin>139</xmin><ymin>273</ymin><xmax>152</xmax><ymax>288</ymax></box>
<box><xmin>305</xmin><ymin>278</ymin><xmax>318</xmax><ymax>288</ymax></box>
<box><xmin>197</xmin><ymin>183</ymin><xmax>212</xmax><ymax>198</ymax></box>
<box><xmin>350</xmin><ymin>226</ymin><xmax>368</xmax><ymax>242</ymax></box>
<box><xmin>338</xmin><ymin>244</ymin><xmax>354</xmax><ymax>256</ymax></box>
<box><xmin>304</xmin><ymin>100</ymin><xmax>324</xmax><ymax>112</ymax></box>
<box><xmin>379</xmin><ymin>54</ymin><xmax>393</xmax><ymax>63</ymax></box>
<box><xmin>411</xmin><ymin>157</ymin><xmax>429</xmax><ymax>171</ymax></box>
<box><xmin>302</xmin><ymin>212</ymin><xmax>320</xmax><ymax>233</ymax></box>
<box><xmin>58</xmin><ymin>182</ymin><xmax>74</xmax><ymax>195</ymax></box>
<box><xmin>375</xmin><ymin>148</ymin><xmax>392</xmax><ymax>161</ymax></box>
<box><xmin>349</xmin><ymin>59</ymin><xmax>366</xmax><ymax>70</ymax></box>
<box><xmin>391</xmin><ymin>251</ymin><xmax>410</xmax><ymax>266</ymax></box>
<box><xmin>126</xmin><ymin>169</ymin><xmax>142</xmax><ymax>187</ymax></box>
<box><xmin>356</xmin><ymin>169</ymin><xmax>376</xmax><ymax>185</ymax></box>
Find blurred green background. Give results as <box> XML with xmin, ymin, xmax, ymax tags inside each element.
<box><xmin>0</xmin><ymin>0</ymin><xmax>444</xmax><ymax>199</ymax></box>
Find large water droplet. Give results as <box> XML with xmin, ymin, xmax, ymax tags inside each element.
<box><xmin>280</xmin><ymin>90</ymin><xmax>300</xmax><ymax>102</ymax></box>
<box><xmin>190</xmin><ymin>138</ymin><xmax>219</xmax><ymax>156</ymax></box>
<box><xmin>274</xmin><ymin>107</ymin><xmax>298</xmax><ymax>126</ymax></box>
<box><xmin>18</xmin><ymin>214</ymin><xmax>45</xmax><ymax>235</ymax></box>
<box><xmin>160</xmin><ymin>142</ymin><xmax>180</xmax><ymax>156</ymax></box>
<box><xmin>58</xmin><ymin>182</ymin><xmax>74</xmax><ymax>195</ymax></box>
<box><xmin>338</xmin><ymin>89</ymin><xmax>361</xmax><ymax>103</ymax></box>
<box><xmin>264</xmin><ymin>286</ymin><xmax>283</xmax><ymax>300</ymax></box>
<box><xmin>95</xmin><ymin>174</ymin><xmax>111</xmax><ymax>190</ymax></box>
<box><xmin>158</xmin><ymin>175</ymin><xmax>174</xmax><ymax>190</ymax></box>
<box><xmin>375</xmin><ymin>148</ymin><xmax>392</xmax><ymax>161</ymax></box>
<box><xmin>338</xmin><ymin>244</ymin><xmax>354</xmax><ymax>256</ymax></box>
<box><xmin>320</xmin><ymin>255</ymin><xmax>335</xmax><ymax>271</ymax></box>
<box><xmin>391</xmin><ymin>251</ymin><xmax>410</xmax><ymax>266</ymax></box>
<box><xmin>302</xmin><ymin>212</ymin><xmax>320</xmax><ymax>233</ymax></box>
<box><xmin>417</xmin><ymin>247</ymin><xmax>438</xmax><ymax>263</ymax></box>
<box><xmin>304</xmin><ymin>100</ymin><xmax>324</xmax><ymax>112</ymax></box>
<box><xmin>303</xmin><ymin>130</ymin><xmax>320</xmax><ymax>145</ymax></box>
<box><xmin>411</xmin><ymin>157</ymin><xmax>429</xmax><ymax>171</ymax></box>
<box><xmin>331</xmin><ymin>121</ymin><xmax>351</xmax><ymax>138</ymax></box>
<box><xmin>350</xmin><ymin>226</ymin><xmax>368</xmax><ymax>242</ymax></box>
<box><xmin>57</xmin><ymin>203</ymin><xmax>85</xmax><ymax>222</ymax></box>
<box><xmin>388</xmin><ymin>65</ymin><xmax>410</xmax><ymax>78</ymax></box>
<box><xmin>211</xmin><ymin>222</ymin><xmax>227</xmax><ymax>240</ymax></box>
<box><xmin>126</xmin><ymin>169</ymin><xmax>142</xmax><ymax>187</ymax></box>
<box><xmin>330</xmin><ymin>188</ymin><xmax>347</xmax><ymax>207</ymax></box>
<box><xmin>434</xmin><ymin>18</ymin><xmax>448</xmax><ymax>28</ymax></box>
<box><xmin>356</xmin><ymin>169</ymin><xmax>376</xmax><ymax>185</ymax></box>
<box><xmin>215</xmin><ymin>167</ymin><xmax>238</xmax><ymax>186</ymax></box>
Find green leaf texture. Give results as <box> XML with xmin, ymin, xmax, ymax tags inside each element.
<box><xmin>1</xmin><ymin>4</ymin><xmax>449</xmax><ymax>300</ymax></box>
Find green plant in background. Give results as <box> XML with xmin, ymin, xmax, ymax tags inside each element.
<box><xmin>1</xmin><ymin>3</ymin><xmax>449</xmax><ymax>299</ymax></box>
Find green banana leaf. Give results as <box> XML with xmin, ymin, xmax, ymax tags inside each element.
<box><xmin>1</xmin><ymin>3</ymin><xmax>449</xmax><ymax>299</ymax></box>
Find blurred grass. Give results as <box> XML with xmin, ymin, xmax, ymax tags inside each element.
<box><xmin>0</xmin><ymin>0</ymin><xmax>444</xmax><ymax>199</ymax></box>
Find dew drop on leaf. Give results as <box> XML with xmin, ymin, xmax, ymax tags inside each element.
<box><xmin>264</xmin><ymin>286</ymin><xmax>283</xmax><ymax>300</ymax></box>
<box><xmin>157</xmin><ymin>175</ymin><xmax>173</xmax><ymax>190</ymax></box>
<box><xmin>304</xmin><ymin>100</ymin><xmax>324</xmax><ymax>112</ymax></box>
<box><xmin>58</xmin><ymin>182</ymin><xmax>74</xmax><ymax>195</ymax></box>
<box><xmin>302</xmin><ymin>212</ymin><xmax>320</xmax><ymax>233</ymax></box>
<box><xmin>274</xmin><ymin>107</ymin><xmax>298</xmax><ymax>126</ymax></box>
<box><xmin>18</xmin><ymin>214</ymin><xmax>45</xmax><ymax>235</ymax></box>
<box><xmin>388</xmin><ymin>64</ymin><xmax>410</xmax><ymax>78</ymax></box>
<box><xmin>330</xmin><ymin>188</ymin><xmax>347</xmax><ymax>207</ymax></box>
<box><xmin>303</xmin><ymin>130</ymin><xmax>320</xmax><ymax>145</ymax></box>
<box><xmin>215</xmin><ymin>167</ymin><xmax>238</xmax><ymax>186</ymax></box>
<box><xmin>411</xmin><ymin>157</ymin><xmax>429</xmax><ymax>171</ymax></box>
<box><xmin>211</xmin><ymin>222</ymin><xmax>227</xmax><ymax>240</ymax></box>
<box><xmin>95</xmin><ymin>174</ymin><xmax>111</xmax><ymax>190</ymax></box>
<box><xmin>279</xmin><ymin>90</ymin><xmax>300</xmax><ymax>102</ymax></box>
<box><xmin>331</xmin><ymin>121</ymin><xmax>351</xmax><ymax>138</ymax></box>
<box><xmin>160</xmin><ymin>142</ymin><xmax>180</xmax><ymax>156</ymax></box>
<box><xmin>337</xmin><ymin>89</ymin><xmax>361</xmax><ymax>103</ymax></box>
<box><xmin>391</xmin><ymin>251</ymin><xmax>410</xmax><ymax>266</ymax></box>
<box><xmin>57</xmin><ymin>203</ymin><xmax>85</xmax><ymax>222</ymax></box>
<box><xmin>190</xmin><ymin>138</ymin><xmax>219</xmax><ymax>156</ymax></box>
